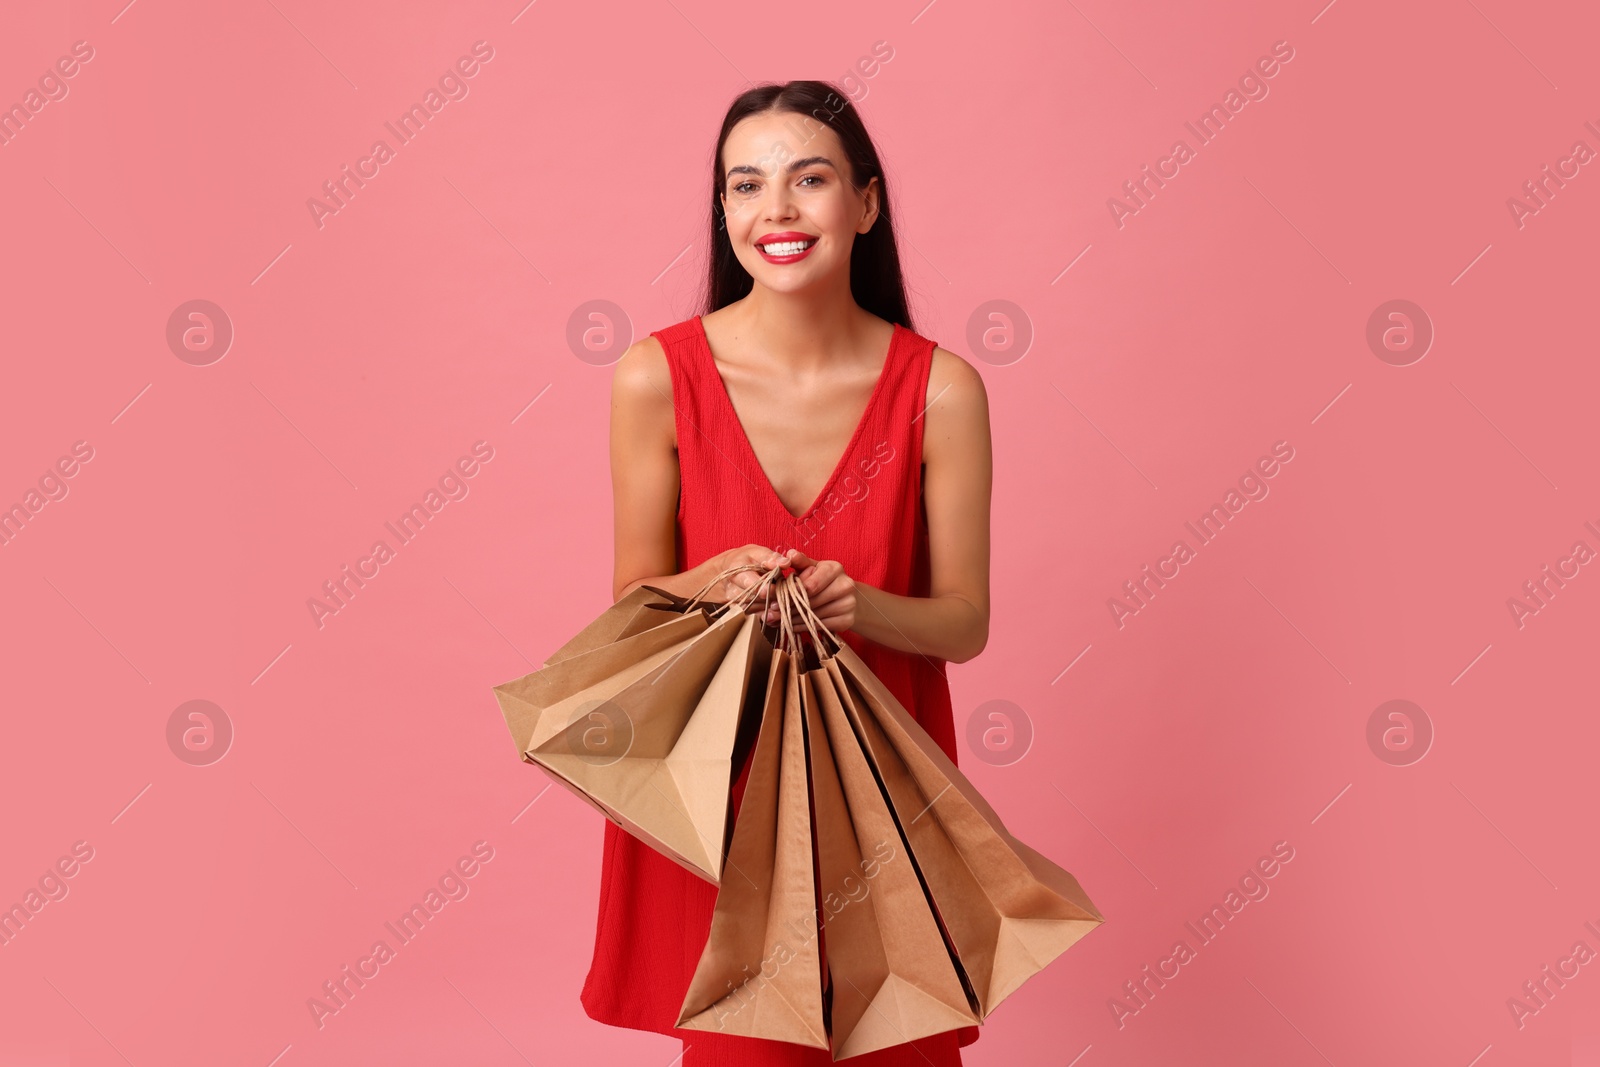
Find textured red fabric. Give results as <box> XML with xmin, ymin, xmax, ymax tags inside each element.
<box><xmin>579</xmin><ymin>314</ymin><xmax>977</xmax><ymax>1064</ymax></box>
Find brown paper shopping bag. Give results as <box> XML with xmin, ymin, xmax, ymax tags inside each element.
<box><xmin>803</xmin><ymin>661</ymin><xmax>981</xmax><ymax>1059</ymax></box>
<box><xmin>493</xmin><ymin>565</ymin><xmax>777</xmax><ymax>882</ymax></box>
<box><xmin>684</xmin><ymin>576</ymin><xmax>979</xmax><ymax>1059</ymax></box>
<box><xmin>676</xmin><ymin>650</ymin><xmax>829</xmax><ymax>1049</ymax></box>
<box><xmin>762</xmin><ymin>570</ymin><xmax>1102</xmax><ymax>1030</ymax></box>
<box><xmin>826</xmin><ymin>646</ymin><xmax>1105</xmax><ymax>1017</ymax></box>
<box><xmin>543</xmin><ymin>583</ymin><xmax>715</xmax><ymax>666</ymax></box>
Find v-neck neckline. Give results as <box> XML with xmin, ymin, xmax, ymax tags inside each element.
<box><xmin>693</xmin><ymin>314</ymin><xmax>901</xmax><ymax>523</ymax></box>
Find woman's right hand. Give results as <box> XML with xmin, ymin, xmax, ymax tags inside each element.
<box><xmin>714</xmin><ymin>544</ymin><xmax>789</xmax><ymax>624</ymax></box>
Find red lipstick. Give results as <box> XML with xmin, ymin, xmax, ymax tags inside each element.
<box><xmin>755</xmin><ymin>231</ymin><xmax>818</xmax><ymax>264</ymax></box>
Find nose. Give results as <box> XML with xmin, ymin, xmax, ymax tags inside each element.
<box><xmin>760</xmin><ymin>181</ymin><xmax>798</xmax><ymax>223</ymax></box>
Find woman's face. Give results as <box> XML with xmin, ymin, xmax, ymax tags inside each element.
<box><xmin>718</xmin><ymin>110</ymin><xmax>879</xmax><ymax>294</ymax></box>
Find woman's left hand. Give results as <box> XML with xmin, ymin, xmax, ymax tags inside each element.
<box><xmin>782</xmin><ymin>549</ymin><xmax>857</xmax><ymax>634</ymax></box>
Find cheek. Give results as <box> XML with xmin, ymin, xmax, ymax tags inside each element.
<box><xmin>723</xmin><ymin>199</ymin><xmax>762</xmax><ymax>238</ymax></box>
<box><xmin>809</xmin><ymin>194</ymin><xmax>860</xmax><ymax>238</ymax></box>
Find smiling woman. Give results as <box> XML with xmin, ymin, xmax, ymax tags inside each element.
<box><xmin>581</xmin><ymin>81</ymin><xmax>994</xmax><ymax>1067</ymax></box>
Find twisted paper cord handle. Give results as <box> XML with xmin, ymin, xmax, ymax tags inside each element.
<box><xmin>674</xmin><ymin>558</ymin><xmax>845</xmax><ymax>659</ymax></box>
<box><xmin>680</xmin><ymin>561</ymin><xmax>779</xmax><ymax>615</ymax></box>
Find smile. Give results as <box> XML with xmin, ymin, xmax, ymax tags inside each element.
<box><xmin>756</xmin><ymin>236</ymin><xmax>818</xmax><ymax>263</ymax></box>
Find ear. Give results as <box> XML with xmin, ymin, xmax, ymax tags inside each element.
<box><xmin>858</xmin><ymin>176</ymin><xmax>881</xmax><ymax>234</ymax></box>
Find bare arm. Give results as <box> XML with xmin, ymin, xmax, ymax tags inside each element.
<box><xmin>609</xmin><ymin>337</ymin><xmax>783</xmax><ymax>604</ymax></box>
<box><xmin>791</xmin><ymin>347</ymin><xmax>993</xmax><ymax>663</ymax></box>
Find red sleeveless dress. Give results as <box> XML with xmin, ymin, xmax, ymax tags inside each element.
<box><xmin>580</xmin><ymin>315</ymin><xmax>979</xmax><ymax>1066</ymax></box>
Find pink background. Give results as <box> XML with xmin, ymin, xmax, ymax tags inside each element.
<box><xmin>2</xmin><ymin>0</ymin><xmax>1597</xmax><ymax>1064</ymax></box>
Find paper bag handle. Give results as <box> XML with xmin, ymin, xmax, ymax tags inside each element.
<box><xmin>675</xmin><ymin>559</ymin><xmax>844</xmax><ymax>659</ymax></box>
<box><xmin>775</xmin><ymin>569</ymin><xmax>843</xmax><ymax>658</ymax></box>
<box><xmin>680</xmin><ymin>561</ymin><xmax>787</xmax><ymax>617</ymax></box>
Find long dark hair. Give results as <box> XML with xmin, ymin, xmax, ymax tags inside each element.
<box><xmin>702</xmin><ymin>80</ymin><xmax>915</xmax><ymax>332</ymax></box>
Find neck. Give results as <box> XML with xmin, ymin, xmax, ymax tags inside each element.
<box><xmin>728</xmin><ymin>273</ymin><xmax>876</xmax><ymax>373</ymax></box>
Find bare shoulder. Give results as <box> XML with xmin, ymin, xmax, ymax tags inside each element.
<box><xmin>924</xmin><ymin>346</ymin><xmax>991</xmax><ymax>450</ymax></box>
<box><xmin>611</xmin><ymin>335</ymin><xmax>672</xmax><ymax>411</ymax></box>
<box><xmin>601</xmin><ymin>335</ymin><xmax>672</xmax><ymax>444</ymax></box>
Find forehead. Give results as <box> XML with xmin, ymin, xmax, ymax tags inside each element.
<box><xmin>721</xmin><ymin>111</ymin><xmax>846</xmax><ymax>173</ymax></box>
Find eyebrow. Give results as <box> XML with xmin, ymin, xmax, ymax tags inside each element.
<box><xmin>724</xmin><ymin>156</ymin><xmax>838</xmax><ymax>182</ymax></box>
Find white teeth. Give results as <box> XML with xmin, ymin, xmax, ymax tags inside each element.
<box><xmin>760</xmin><ymin>239</ymin><xmax>814</xmax><ymax>255</ymax></box>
